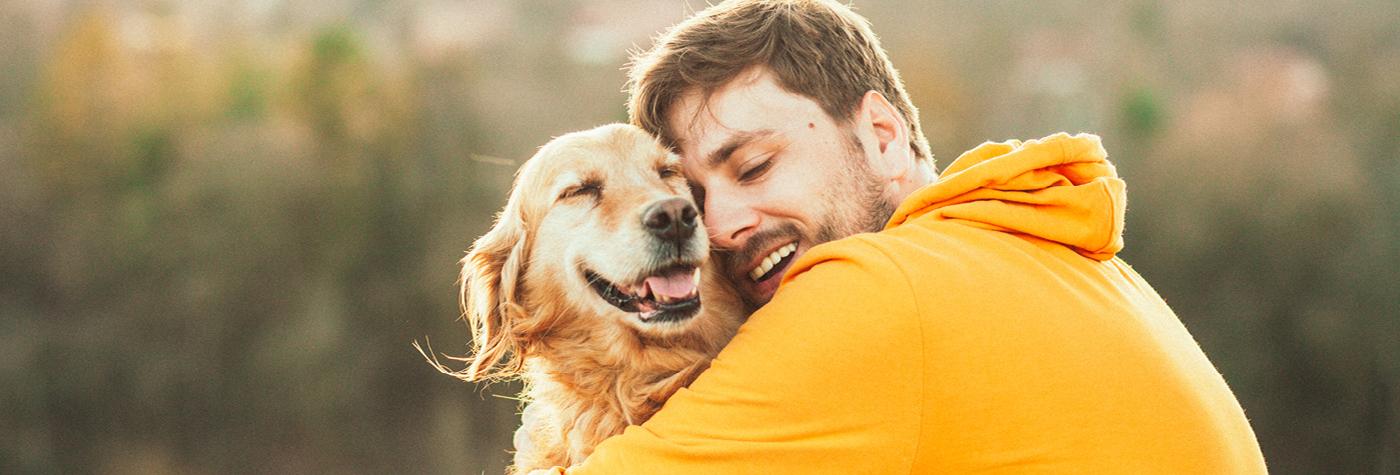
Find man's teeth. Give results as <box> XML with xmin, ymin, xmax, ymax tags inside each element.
<box><xmin>749</xmin><ymin>243</ymin><xmax>797</xmax><ymax>281</ymax></box>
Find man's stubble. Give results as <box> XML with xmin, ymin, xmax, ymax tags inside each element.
<box><xmin>718</xmin><ymin>130</ymin><xmax>898</xmax><ymax>313</ymax></box>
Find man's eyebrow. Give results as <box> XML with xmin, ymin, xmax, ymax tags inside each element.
<box><xmin>706</xmin><ymin>129</ymin><xmax>777</xmax><ymax>168</ymax></box>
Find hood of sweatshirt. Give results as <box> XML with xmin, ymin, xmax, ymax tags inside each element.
<box><xmin>886</xmin><ymin>133</ymin><xmax>1126</xmax><ymax>261</ymax></box>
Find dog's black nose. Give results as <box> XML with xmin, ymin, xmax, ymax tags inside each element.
<box><xmin>642</xmin><ymin>198</ymin><xmax>698</xmax><ymax>242</ymax></box>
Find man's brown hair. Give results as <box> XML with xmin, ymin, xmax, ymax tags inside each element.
<box><xmin>627</xmin><ymin>0</ymin><xmax>933</xmax><ymax>165</ymax></box>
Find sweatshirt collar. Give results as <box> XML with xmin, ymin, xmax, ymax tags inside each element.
<box><xmin>886</xmin><ymin>133</ymin><xmax>1127</xmax><ymax>261</ymax></box>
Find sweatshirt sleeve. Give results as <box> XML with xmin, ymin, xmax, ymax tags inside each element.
<box><xmin>549</xmin><ymin>238</ymin><xmax>924</xmax><ymax>474</ymax></box>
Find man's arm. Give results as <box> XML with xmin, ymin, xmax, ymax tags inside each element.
<box><xmin>552</xmin><ymin>238</ymin><xmax>925</xmax><ymax>474</ymax></box>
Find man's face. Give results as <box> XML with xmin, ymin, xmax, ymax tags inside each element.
<box><xmin>667</xmin><ymin>69</ymin><xmax>894</xmax><ymax>311</ymax></box>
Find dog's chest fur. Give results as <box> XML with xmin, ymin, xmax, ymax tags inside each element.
<box><xmin>510</xmin><ymin>312</ymin><xmax>740</xmax><ymax>472</ymax></box>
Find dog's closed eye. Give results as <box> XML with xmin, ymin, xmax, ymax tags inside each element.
<box><xmin>558</xmin><ymin>181</ymin><xmax>603</xmax><ymax>202</ymax></box>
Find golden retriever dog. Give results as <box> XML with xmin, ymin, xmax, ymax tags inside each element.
<box><xmin>421</xmin><ymin>124</ymin><xmax>744</xmax><ymax>473</ymax></box>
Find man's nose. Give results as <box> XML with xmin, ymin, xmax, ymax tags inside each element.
<box><xmin>703</xmin><ymin>192</ymin><xmax>759</xmax><ymax>249</ymax></box>
<box><xmin>642</xmin><ymin>197</ymin><xmax>698</xmax><ymax>242</ymax></box>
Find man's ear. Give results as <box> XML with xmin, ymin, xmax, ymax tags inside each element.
<box><xmin>855</xmin><ymin>90</ymin><xmax>912</xmax><ymax>172</ymax></box>
<box><xmin>458</xmin><ymin>201</ymin><xmax>531</xmax><ymax>382</ymax></box>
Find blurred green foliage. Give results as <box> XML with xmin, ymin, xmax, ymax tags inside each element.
<box><xmin>0</xmin><ymin>1</ymin><xmax>1396</xmax><ymax>474</ymax></box>
<box><xmin>1121</xmin><ymin>87</ymin><xmax>1164</xmax><ymax>138</ymax></box>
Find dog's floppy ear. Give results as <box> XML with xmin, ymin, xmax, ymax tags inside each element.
<box><xmin>455</xmin><ymin>198</ymin><xmax>532</xmax><ymax>382</ymax></box>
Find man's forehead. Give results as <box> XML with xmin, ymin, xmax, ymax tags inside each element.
<box><xmin>665</xmin><ymin>71</ymin><xmax>817</xmax><ymax>163</ymax></box>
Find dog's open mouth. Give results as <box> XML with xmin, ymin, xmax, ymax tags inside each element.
<box><xmin>584</xmin><ymin>265</ymin><xmax>702</xmax><ymax>323</ymax></box>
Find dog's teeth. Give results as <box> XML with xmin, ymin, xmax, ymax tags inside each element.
<box><xmin>692</xmin><ymin>267</ymin><xmax>701</xmax><ymax>286</ymax></box>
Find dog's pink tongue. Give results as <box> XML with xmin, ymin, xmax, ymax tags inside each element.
<box><xmin>643</xmin><ymin>268</ymin><xmax>697</xmax><ymax>300</ymax></box>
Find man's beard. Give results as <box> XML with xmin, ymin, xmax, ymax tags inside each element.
<box><xmin>716</xmin><ymin>132</ymin><xmax>896</xmax><ymax>312</ymax></box>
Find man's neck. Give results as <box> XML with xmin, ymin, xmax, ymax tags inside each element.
<box><xmin>890</xmin><ymin>160</ymin><xmax>936</xmax><ymax>205</ymax></box>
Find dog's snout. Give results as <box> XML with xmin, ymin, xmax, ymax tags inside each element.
<box><xmin>642</xmin><ymin>198</ymin><xmax>698</xmax><ymax>242</ymax></box>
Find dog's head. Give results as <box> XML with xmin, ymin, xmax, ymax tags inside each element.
<box><xmin>459</xmin><ymin>124</ymin><xmax>718</xmax><ymax>381</ymax></box>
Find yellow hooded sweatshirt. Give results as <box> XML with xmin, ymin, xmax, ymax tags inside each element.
<box><xmin>549</xmin><ymin>133</ymin><xmax>1267</xmax><ymax>474</ymax></box>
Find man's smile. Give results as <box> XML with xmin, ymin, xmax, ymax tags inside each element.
<box><xmin>748</xmin><ymin>242</ymin><xmax>796</xmax><ymax>281</ymax></box>
<box><xmin>725</xmin><ymin>233</ymin><xmax>805</xmax><ymax>304</ymax></box>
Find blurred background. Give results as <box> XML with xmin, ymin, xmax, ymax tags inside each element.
<box><xmin>1</xmin><ymin>0</ymin><xmax>1396</xmax><ymax>473</ymax></box>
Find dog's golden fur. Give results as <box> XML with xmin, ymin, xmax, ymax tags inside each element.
<box><xmin>422</xmin><ymin>124</ymin><xmax>744</xmax><ymax>473</ymax></box>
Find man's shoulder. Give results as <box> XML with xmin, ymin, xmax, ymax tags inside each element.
<box><xmin>781</xmin><ymin>233</ymin><xmax>905</xmax><ymax>284</ymax></box>
<box><xmin>742</xmin><ymin>233</ymin><xmax>925</xmax><ymax>380</ymax></box>
<box><xmin>762</xmin><ymin>234</ymin><xmax>924</xmax><ymax>333</ymax></box>
<box><xmin>789</xmin><ymin>219</ymin><xmax>998</xmax><ymax>281</ymax></box>
<box><xmin>782</xmin><ymin>217</ymin><xmax>1043</xmax><ymax>312</ymax></box>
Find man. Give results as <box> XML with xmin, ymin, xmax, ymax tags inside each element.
<box><xmin>540</xmin><ymin>0</ymin><xmax>1267</xmax><ymax>472</ymax></box>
